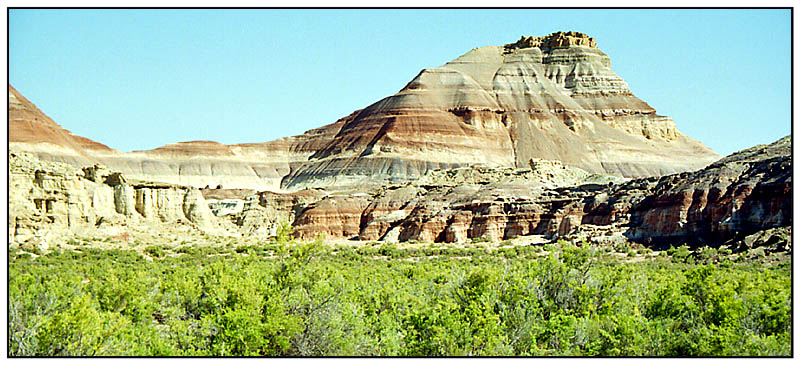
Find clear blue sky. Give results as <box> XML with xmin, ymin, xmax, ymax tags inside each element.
<box><xmin>9</xmin><ymin>9</ymin><xmax>791</xmax><ymax>156</ymax></box>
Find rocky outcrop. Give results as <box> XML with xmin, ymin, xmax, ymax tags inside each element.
<box><xmin>292</xmin><ymin>195</ymin><xmax>371</xmax><ymax>240</ymax></box>
<box><xmin>504</xmin><ymin>31</ymin><xmax>597</xmax><ymax>50</ymax></box>
<box><xmin>558</xmin><ymin>135</ymin><xmax>791</xmax><ymax>246</ymax></box>
<box><xmin>7</xmin><ymin>136</ymin><xmax>789</xmax><ymax>251</ymax></box>
<box><xmin>623</xmin><ymin>136</ymin><xmax>791</xmax><ymax>245</ymax></box>
<box><xmin>205</xmin><ymin>188</ymin><xmax>328</xmax><ymax>238</ymax></box>
<box><xmin>726</xmin><ymin>226</ymin><xmax>791</xmax><ymax>253</ymax></box>
<box><xmin>8</xmin><ymin>152</ymin><xmax>223</xmax><ymax>249</ymax></box>
<box><xmin>285</xmin><ymin>136</ymin><xmax>790</xmax><ymax>246</ymax></box>
<box><xmin>280</xmin><ymin>31</ymin><xmax>718</xmax><ymax>189</ymax></box>
<box><xmin>9</xmin><ymin>31</ymin><xmax>719</xmax><ymax>192</ymax></box>
<box><xmin>286</xmin><ymin>163</ymin><xmax>623</xmax><ymax>242</ymax></box>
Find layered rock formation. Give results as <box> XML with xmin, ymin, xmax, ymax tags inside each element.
<box><xmin>104</xmin><ymin>115</ymin><xmax>350</xmax><ymax>191</ymax></box>
<box><xmin>624</xmin><ymin>136</ymin><xmax>791</xmax><ymax>244</ymax></box>
<box><xmin>7</xmin><ymin>134</ymin><xmax>790</xmax><ymax>251</ymax></box>
<box><xmin>14</xmin><ymin>31</ymin><xmax>787</xmax><ymax>253</ymax></box>
<box><xmin>221</xmin><ymin>189</ymin><xmax>327</xmax><ymax>238</ymax></box>
<box><xmin>284</xmin><ymin>136</ymin><xmax>790</xmax><ymax>246</ymax></box>
<box><xmin>8</xmin><ymin>152</ymin><xmax>223</xmax><ymax>249</ymax></box>
<box><xmin>8</xmin><ymin>85</ymin><xmax>113</xmax><ymax>166</ymax></box>
<box><xmin>287</xmin><ymin>164</ymin><xmax>624</xmax><ymax>242</ymax></box>
<box><xmin>9</xmin><ymin>31</ymin><xmax>719</xmax><ymax>192</ymax></box>
<box><xmin>279</xmin><ymin>31</ymin><xmax>719</xmax><ymax>189</ymax></box>
<box><xmin>9</xmin><ymin>84</ymin><xmax>353</xmax><ymax>191</ymax></box>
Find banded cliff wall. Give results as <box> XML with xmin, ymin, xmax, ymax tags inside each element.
<box><xmin>8</xmin><ymin>136</ymin><xmax>790</xmax><ymax>251</ymax></box>
<box><xmin>286</xmin><ymin>136</ymin><xmax>790</xmax><ymax>246</ymax></box>
<box><xmin>10</xmin><ymin>32</ymin><xmax>718</xmax><ymax>192</ymax></box>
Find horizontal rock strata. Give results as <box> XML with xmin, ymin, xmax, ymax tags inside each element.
<box><xmin>8</xmin><ymin>152</ymin><xmax>223</xmax><ymax>249</ymax></box>
<box><xmin>279</xmin><ymin>32</ymin><xmax>719</xmax><ymax>189</ymax></box>
<box><xmin>10</xmin><ymin>31</ymin><xmax>719</xmax><ymax>192</ymax></box>
<box><xmin>7</xmin><ymin>136</ymin><xmax>790</xmax><ymax>250</ymax></box>
<box><xmin>285</xmin><ymin>137</ymin><xmax>790</xmax><ymax>246</ymax></box>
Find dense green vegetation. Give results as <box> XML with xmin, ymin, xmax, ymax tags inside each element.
<box><xmin>9</xmin><ymin>233</ymin><xmax>791</xmax><ymax>356</ymax></box>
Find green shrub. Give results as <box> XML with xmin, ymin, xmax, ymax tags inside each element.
<box><xmin>7</xmin><ymin>240</ymin><xmax>791</xmax><ymax>356</ymax></box>
<box><xmin>144</xmin><ymin>246</ymin><xmax>166</xmax><ymax>258</ymax></box>
<box><xmin>668</xmin><ymin>245</ymin><xmax>693</xmax><ymax>263</ymax></box>
<box><xmin>274</xmin><ymin>221</ymin><xmax>295</xmax><ymax>245</ymax></box>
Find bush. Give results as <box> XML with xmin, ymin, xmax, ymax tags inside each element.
<box><xmin>273</xmin><ymin>221</ymin><xmax>295</xmax><ymax>245</ymax></box>
<box><xmin>144</xmin><ymin>246</ymin><xmax>166</xmax><ymax>258</ymax></box>
<box><xmin>612</xmin><ymin>241</ymin><xmax>631</xmax><ymax>253</ymax></box>
<box><xmin>7</xmin><ymin>240</ymin><xmax>791</xmax><ymax>356</ymax></box>
<box><xmin>378</xmin><ymin>244</ymin><xmax>404</xmax><ymax>259</ymax></box>
<box><xmin>667</xmin><ymin>245</ymin><xmax>693</xmax><ymax>263</ymax></box>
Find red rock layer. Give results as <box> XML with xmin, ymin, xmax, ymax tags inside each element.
<box><xmin>292</xmin><ymin>195</ymin><xmax>370</xmax><ymax>240</ymax></box>
<box><xmin>624</xmin><ymin>137</ymin><xmax>791</xmax><ymax>244</ymax></box>
<box><xmin>8</xmin><ymin>84</ymin><xmax>114</xmax><ymax>168</ymax></box>
<box><xmin>9</xmin><ymin>31</ymin><xmax>720</xmax><ymax>192</ymax></box>
<box><xmin>288</xmin><ymin>137</ymin><xmax>790</xmax><ymax>245</ymax></box>
<box><xmin>280</xmin><ymin>32</ymin><xmax>720</xmax><ymax>189</ymax></box>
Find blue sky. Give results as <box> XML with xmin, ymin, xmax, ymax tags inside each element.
<box><xmin>9</xmin><ymin>9</ymin><xmax>791</xmax><ymax>155</ymax></box>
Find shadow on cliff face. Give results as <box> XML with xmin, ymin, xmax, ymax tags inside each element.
<box><xmin>622</xmin><ymin>137</ymin><xmax>791</xmax><ymax>250</ymax></box>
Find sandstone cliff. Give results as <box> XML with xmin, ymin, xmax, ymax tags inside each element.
<box><xmin>623</xmin><ymin>136</ymin><xmax>791</xmax><ymax>244</ymax></box>
<box><xmin>8</xmin><ymin>152</ymin><xmax>224</xmax><ymax>250</ymax></box>
<box><xmin>283</xmin><ymin>136</ymin><xmax>789</xmax><ymax>246</ymax></box>
<box><xmin>7</xmin><ymin>136</ymin><xmax>789</xmax><ymax>251</ymax></box>
<box><xmin>287</xmin><ymin>163</ymin><xmax>623</xmax><ymax>243</ymax></box>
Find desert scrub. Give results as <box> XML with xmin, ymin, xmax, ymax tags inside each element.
<box><xmin>65</xmin><ymin>238</ymin><xmax>84</xmax><ymax>246</ymax></box>
<box><xmin>144</xmin><ymin>245</ymin><xmax>167</xmax><ymax>258</ymax></box>
<box><xmin>667</xmin><ymin>245</ymin><xmax>693</xmax><ymax>263</ymax></box>
<box><xmin>8</xmin><ymin>245</ymin><xmax>791</xmax><ymax>356</ymax></box>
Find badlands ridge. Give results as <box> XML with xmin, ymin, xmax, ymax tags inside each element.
<box><xmin>7</xmin><ymin>32</ymin><xmax>790</xmax><ymax>253</ymax></box>
<box><xmin>11</xmin><ymin>31</ymin><xmax>718</xmax><ymax>192</ymax></box>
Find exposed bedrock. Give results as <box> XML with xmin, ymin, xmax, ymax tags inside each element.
<box><xmin>8</xmin><ymin>153</ymin><xmax>224</xmax><ymax>249</ymax></box>
<box><xmin>7</xmin><ymin>136</ymin><xmax>789</xmax><ymax>249</ymax></box>
<box><xmin>286</xmin><ymin>137</ymin><xmax>790</xmax><ymax>246</ymax></box>
<box><xmin>279</xmin><ymin>32</ymin><xmax>718</xmax><ymax>189</ymax></box>
<box><xmin>10</xmin><ymin>31</ymin><xmax>718</xmax><ymax>192</ymax></box>
<box><xmin>623</xmin><ymin>136</ymin><xmax>791</xmax><ymax>245</ymax></box>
